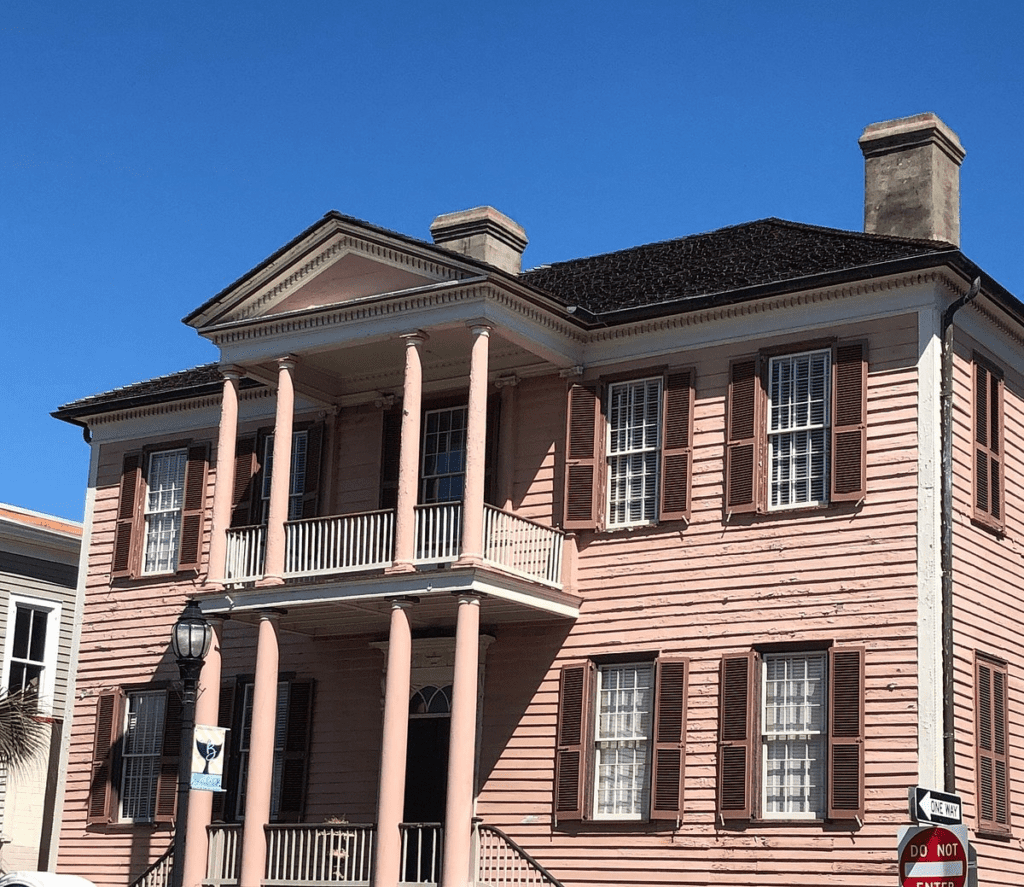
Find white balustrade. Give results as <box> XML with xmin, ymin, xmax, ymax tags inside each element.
<box><xmin>284</xmin><ymin>511</ymin><xmax>395</xmax><ymax>578</ymax></box>
<box><xmin>482</xmin><ymin>505</ymin><xmax>563</xmax><ymax>588</ymax></box>
<box><xmin>474</xmin><ymin>824</ymin><xmax>564</xmax><ymax>887</ymax></box>
<box><xmin>413</xmin><ymin>503</ymin><xmax>463</xmax><ymax>565</ymax></box>
<box><xmin>223</xmin><ymin>525</ymin><xmax>266</xmax><ymax>583</ymax></box>
<box><xmin>205</xmin><ymin>824</ymin><xmax>241</xmax><ymax>887</ymax></box>
<box><xmin>399</xmin><ymin>823</ymin><xmax>443</xmax><ymax>886</ymax></box>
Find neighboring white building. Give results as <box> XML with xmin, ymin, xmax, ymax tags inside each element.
<box><xmin>0</xmin><ymin>505</ymin><xmax>82</xmax><ymax>873</ymax></box>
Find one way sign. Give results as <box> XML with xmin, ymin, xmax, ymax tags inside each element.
<box><xmin>909</xmin><ymin>786</ymin><xmax>962</xmax><ymax>825</ymax></box>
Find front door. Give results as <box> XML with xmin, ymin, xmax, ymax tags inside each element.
<box><xmin>403</xmin><ymin>685</ymin><xmax>451</xmax><ymax>883</ymax></box>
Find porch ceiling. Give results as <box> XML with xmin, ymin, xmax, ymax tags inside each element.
<box><xmin>197</xmin><ymin>564</ymin><xmax>580</xmax><ymax>638</ymax></box>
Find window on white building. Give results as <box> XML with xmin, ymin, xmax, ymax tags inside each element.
<box><xmin>3</xmin><ymin>596</ymin><xmax>61</xmax><ymax>711</ymax></box>
<box><xmin>606</xmin><ymin>378</ymin><xmax>662</xmax><ymax>527</ymax></box>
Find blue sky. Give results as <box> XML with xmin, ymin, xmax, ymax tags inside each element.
<box><xmin>3</xmin><ymin>1</ymin><xmax>1023</xmax><ymax>521</ymax></box>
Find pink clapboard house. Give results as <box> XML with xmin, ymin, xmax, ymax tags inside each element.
<box><xmin>51</xmin><ymin>113</ymin><xmax>1024</xmax><ymax>887</ymax></box>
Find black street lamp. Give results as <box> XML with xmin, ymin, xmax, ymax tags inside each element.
<box><xmin>170</xmin><ymin>599</ymin><xmax>213</xmax><ymax>887</ymax></box>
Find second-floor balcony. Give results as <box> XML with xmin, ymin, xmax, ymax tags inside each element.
<box><xmin>223</xmin><ymin>503</ymin><xmax>564</xmax><ymax>590</ymax></box>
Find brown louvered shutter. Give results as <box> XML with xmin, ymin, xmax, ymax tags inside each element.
<box><xmin>177</xmin><ymin>444</ymin><xmax>210</xmax><ymax>572</ymax></box>
<box><xmin>651</xmin><ymin>657</ymin><xmax>688</xmax><ymax>822</ymax></box>
<box><xmin>553</xmin><ymin>661</ymin><xmax>593</xmax><ymax>823</ymax></box>
<box><xmin>87</xmin><ymin>689</ymin><xmax>124</xmax><ymax>825</ymax></box>
<box><xmin>830</xmin><ymin>343</ymin><xmax>868</xmax><ymax>503</ymax></box>
<box><xmin>230</xmin><ymin>437</ymin><xmax>258</xmax><ymax>527</ymax></box>
<box><xmin>659</xmin><ymin>371</ymin><xmax>694</xmax><ymax>523</ymax></box>
<box><xmin>718</xmin><ymin>652</ymin><xmax>756</xmax><ymax>820</ymax></box>
<box><xmin>210</xmin><ymin>681</ymin><xmax>236</xmax><ymax>821</ymax></box>
<box><xmin>153</xmin><ymin>689</ymin><xmax>182</xmax><ymax>823</ymax></box>
<box><xmin>976</xmin><ymin>655</ymin><xmax>1010</xmax><ymax>835</ymax></box>
<box><xmin>277</xmin><ymin>680</ymin><xmax>315</xmax><ymax>822</ymax></box>
<box><xmin>379</xmin><ymin>408</ymin><xmax>402</xmax><ymax>510</ymax></box>
<box><xmin>112</xmin><ymin>454</ymin><xmax>143</xmax><ymax>578</ymax></box>
<box><xmin>973</xmin><ymin>357</ymin><xmax>1005</xmax><ymax>533</ymax></box>
<box><xmin>725</xmin><ymin>359</ymin><xmax>760</xmax><ymax>515</ymax></box>
<box><xmin>563</xmin><ymin>385</ymin><xmax>601</xmax><ymax>530</ymax></box>
<box><xmin>827</xmin><ymin>646</ymin><xmax>865</xmax><ymax>820</ymax></box>
<box><xmin>300</xmin><ymin>424</ymin><xmax>323</xmax><ymax>519</ymax></box>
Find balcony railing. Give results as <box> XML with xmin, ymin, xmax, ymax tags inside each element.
<box><xmin>221</xmin><ymin>505</ymin><xmax>563</xmax><ymax>589</ymax></box>
<box><xmin>285</xmin><ymin>510</ymin><xmax>394</xmax><ymax>578</ymax></box>
<box><xmin>206</xmin><ymin>823</ymin><xmax>376</xmax><ymax>887</ymax></box>
<box><xmin>399</xmin><ymin>823</ymin><xmax>443</xmax><ymax>885</ymax></box>
<box><xmin>482</xmin><ymin>505</ymin><xmax>563</xmax><ymax>588</ymax></box>
<box><xmin>474</xmin><ymin>824</ymin><xmax>565</xmax><ymax>887</ymax></box>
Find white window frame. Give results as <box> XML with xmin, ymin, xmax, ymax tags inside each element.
<box><xmin>2</xmin><ymin>594</ymin><xmax>62</xmax><ymax>713</ymax></box>
<box><xmin>142</xmin><ymin>448</ymin><xmax>189</xmax><ymax>575</ymax></box>
<box><xmin>119</xmin><ymin>690</ymin><xmax>166</xmax><ymax>823</ymax></box>
<box><xmin>767</xmin><ymin>350</ymin><xmax>831</xmax><ymax>510</ymax></box>
<box><xmin>606</xmin><ymin>378</ymin><xmax>662</xmax><ymax>528</ymax></box>
<box><xmin>592</xmin><ymin>661</ymin><xmax>654</xmax><ymax>820</ymax></box>
<box><xmin>260</xmin><ymin>431</ymin><xmax>309</xmax><ymax>523</ymax></box>
<box><xmin>761</xmin><ymin>652</ymin><xmax>826</xmax><ymax>820</ymax></box>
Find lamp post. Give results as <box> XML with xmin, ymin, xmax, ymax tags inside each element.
<box><xmin>170</xmin><ymin>599</ymin><xmax>213</xmax><ymax>887</ymax></box>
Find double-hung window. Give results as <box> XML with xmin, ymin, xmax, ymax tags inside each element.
<box><xmin>119</xmin><ymin>690</ymin><xmax>167</xmax><ymax>822</ymax></box>
<box><xmin>606</xmin><ymin>379</ymin><xmax>663</xmax><ymax>527</ymax></box>
<box><xmin>421</xmin><ymin>406</ymin><xmax>468</xmax><ymax>504</ymax></box>
<box><xmin>564</xmin><ymin>371</ymin><xmax>694</xmax><ymax>531</ymax></box>
<box><xmin>761</xmin><ymin>652</ymin><xmax>826</xmax><ymax>818</ymax></box>
<box><xmin>554</xmin><ymin>656</ymin><xmax>687</xmax><ymax>824</ymax></box>
<box><xmin>718</xmin><ymin>646</ymin><xmax>864</xmax><ymax>822</ymax></box>
<box><xmin>142</xmin><ymin>449</ymin><xmax>188</xmax><ymax>574</ymax></box>
<box><xmin>3</xmin><ymin>596</ymin><xmax>61</xmax><ymax>710</ymax></box>
<box><xmin>767</xmin><ymin>351</ymin><xmax>830</xmax><ymax>509</ymax></box>
<box><xmin>112</xmin><ymin>444</ymin><xmax>209</xmax><ymax>580</ymax></box>
<box><xmin>260</xmin><ymin>431</ymin><xmax>309</xmax><ymax>522</ymax></box>
<box><xmin>593</xmin><ymin>662</ymin><xmax>654</xmax><ymax>818</ymax></box>
<box><xmin>726</xmin><ymin>343</ymin><xmax>867</xmax><ymax>514</ymax></box>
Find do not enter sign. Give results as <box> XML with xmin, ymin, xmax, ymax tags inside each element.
<box><xmin>899</xmin><ymin>825</ymin><xmax>967</xmax><ymax>887</ymax></box>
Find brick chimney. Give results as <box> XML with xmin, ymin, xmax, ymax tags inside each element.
<box><xmin>429</xmin><ymin>206</ymin><xmax>528</xmax><ymax>274</ymax></box>
<box><xmin>859</xmin><ymin>113</ymin><xmax>965</xmax><ymax>246</ymax></box>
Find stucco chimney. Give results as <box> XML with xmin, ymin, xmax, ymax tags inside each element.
<box><xmin>859</xmin><ymin>113</ymin><xmax>965</xmax><ymax>246</ymax></box>
<box><xmin>429</xmin><ymin>206</ymin><xmax>528</xmax><ymax>274</ymax></box>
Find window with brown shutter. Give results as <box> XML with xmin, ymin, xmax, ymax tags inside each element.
<box><xmin>724</xmin><ymin>343</ymin><xmax>867</xmax><ymax>517</ymax></box>
<box><xmin>552</xmin><ymin>655</ymin><xmax>687</xmax><ymax>825</ymax></box>
<box><xmin>562</xmin><ymin>371</ymin><xmax>695</xmax><ymax>530</ymax></box>
<box><xmin>716</xmin><ymin>645</ymin><xmax>865</xmax><ymax>823</ymax></box>
<box><xmin>976</xmin><ymin>654</ymin><xmax>1010</xmax><ymax>836</ymax></box>
<box><xmin>87</xmin><ymin>686</ymin><xmax>179</xmax><ymax>825</ymax></box>
<box><xmin>972</xmin><ymin>356</ymin><xmax>1005</xmax><ymax>534</ymax></box>
<box><xmin>110</xmin><ymin>443</ymin><xmax>210</xmax><ymax>579</ymax></box>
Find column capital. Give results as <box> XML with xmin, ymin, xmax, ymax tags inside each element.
<box><xmin>256</xmin><ymin>609</ymin><xmax>286</xmax><ymax>623</ymax></box>
<box><xmin>494</xmin><ymin>373</ymin><xmax>519</xmax><ymax>390</ymax></box>
<box><xmin>451</xmin><ymin>591</ymin><xmax>484</xmax><ymax>605</ymax></box>
<box><xmin>220</xmin><ymin>364</ymin><xmax>245</xmax><ymax>381</ymax></box>
<box><xmin>276</xmin><ymin>354</ymin><xmax>298</xmax><ymax>370</ymax></box>
<box><xmin>400</xmin><ymin>330</ymin><xmax>429</xmax><ymax>344</ymax></box>
<box><xmin>389</xmin><ymin>596</ymin><xmax>420</xmax><ymax>610</ymax></box>
<box><xmin>467</xmin><ymin>322</ymin><xmax>492</xmax><ymax>337</ymax></box>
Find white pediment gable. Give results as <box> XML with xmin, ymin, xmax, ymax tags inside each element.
<box><xmin>196</xmin><ymin>221</ymin><xmax>477</xmax><ymax>328</ymax></box>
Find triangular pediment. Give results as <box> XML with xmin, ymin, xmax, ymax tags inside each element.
<box><xmin>186</xmin><ymin>214</ymin><xmax>481</xmax><ymax>330</ymax></box>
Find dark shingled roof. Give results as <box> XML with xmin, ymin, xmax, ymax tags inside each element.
<box><xmin>55</xmin><ymin>216</ymin><xmax>977</xmax><ymax>422</ymax></box>
<box><xmin>520</xmin><ymin>218</ymin><xmax>955</xmax><ymax>314</ymax></box>
<box><xmin>53</xmin><ymin>364</ymin><xmax>265</xmax><ymax>423</ymax></box>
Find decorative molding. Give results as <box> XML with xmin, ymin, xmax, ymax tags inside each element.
<box><xmin>228</xmin><ymin>233</ymin><xmax>468</xmax><ymax>323</ymax></box>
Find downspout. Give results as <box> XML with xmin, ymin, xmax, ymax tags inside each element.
<box><xmin>940</xmin><ymin>276</ymin><xmax>980</xmax><ymax>793</ymax></box>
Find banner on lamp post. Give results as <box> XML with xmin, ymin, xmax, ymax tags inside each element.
<box><xmin>191</xmin><ymin>725</ymin><xmax>228</xmax><ymax>791</ymax></box>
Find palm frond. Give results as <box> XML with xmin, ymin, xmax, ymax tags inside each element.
<box><xmin>0</xmin><ymin>688</ymin><xmax>49</xmax><ymax>768</ymax></box>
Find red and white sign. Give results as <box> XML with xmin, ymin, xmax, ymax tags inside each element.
<box><xmin>899</xmin><ymin>825</ymin><xmax>967</xmax><ymax>887</ymax></box>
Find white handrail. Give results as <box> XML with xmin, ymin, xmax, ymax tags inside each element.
<box><xmin>284</xmin><ymin>511</ymin><xmax>395</xmax><ymax>577</ymax></box>
<box><xmin>223</xmin><ymin>525</ymin><xmax>266</xmax><ymax>583</ymax></box>
<box><xmin>482</xmin><ymin>505</ymin><xmax>563</xmax><ymax>588</ymax></box>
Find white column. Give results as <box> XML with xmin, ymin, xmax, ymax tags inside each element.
<box><xmin>181</xmin><ymin>618</ymin><xmax>223</xmax><ymax>887</ymax></box>
<box><xmin>209</xmin><ymin>368</ymin><xmax>242</xmax><ymax>583</ymax></box>
<box><xmin>264</xmin><ymin>357</ymin><xmax>296</xmax><ymax>580</ymax></box>
<box><xmin>457</xmin><ymin>325</ymin><xmax>490</xmax><ymax>565</ymax></box>
<box><xmin>238</xmin><ymin>613</ymin><xmax>280</xmax><ymax>887</ymax></box>
<box><xmin>391</xmin><ymin>333</ymin><xmax>425</xmax><ymax>572</ymax></box>
<box><xmin>372</xmin><ymin>599</ymin><xmax>415</xmax><ymax>887</ymax></box>
<box><xmin>440</xmin><ymin>594</ymin><xmax>481</xmax><ymax>887</ymax></box>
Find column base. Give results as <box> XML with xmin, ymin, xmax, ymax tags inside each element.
<box><xmin>385</xmin><ymin>561</ymin><xmax>418</xmax><ymax>575</ymax></box>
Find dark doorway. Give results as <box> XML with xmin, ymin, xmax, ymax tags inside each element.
<box><xmin>403</xmin><ymin>685</ymin><xmax>451</xmax><ymax>883</ymax></box>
